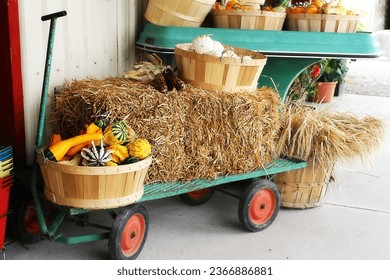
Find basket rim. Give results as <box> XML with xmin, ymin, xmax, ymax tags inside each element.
<box><xmin>210</xmin><ymin>8</ymin><xmax>286</xmax><ymax>18</ymax></box>
<box><xmin>174</xmin><ymin>43</ymin><xmax>267</xmax><ymax>65</ymax></box>
<box><xmin>37</xmin><ymin>149</ymin><xmax>152</xmax><ymax>175</ymax></box>
<box><xmin>286</xmin><ymin>13</ymin><xmax>360</xmax><ymax>20</ymax></box>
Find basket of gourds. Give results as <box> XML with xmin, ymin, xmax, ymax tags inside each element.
<box><xmin>286</xmin><ymin>1</ymin><xmax>360</xmax><ymax>33</ymax></box>
<box><xmin>38</xmin><ymin>120</ymin><xmax>153</xmax><ymax>210</ymax></box>
<box><xmin>211</xmin><ymin>0</ymin><xmax>287</xmax><ymax>31</ymax></box>
<box><xmin>175</xmin><ymin>35</ymin><xmax>267</xmax><ymax>93</ymax></box>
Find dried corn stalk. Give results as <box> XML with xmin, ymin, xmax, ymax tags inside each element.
<box><xmin>276</xmin><ymin>104</ymin><xmax>385</xmax><ymax>171</ymax></box>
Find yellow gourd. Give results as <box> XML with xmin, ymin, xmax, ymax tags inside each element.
<box><xmin>105</xmin><ymin>161</ymin><xmax>118</xmax><ymax>167</ymax></box>
<box><xmin>107</xmin><ymin>144</ymin><xmax>129</xmax><ymax>163</ymax></box>
<box><xmin>127</xmin><ymin>139</ymin><xmax>152</xmax><ymax>160</ymax></box>
<box><xmin>66</xmin><ymin>123</ymin><xmax>103</xmax><ymax>156</ymax></box>
<box><xmin>45</xmin><ymin>132</ymin><xmax>103</xmax><ymax>162</ymax></box>
<box><xmin>49</xmin><ymin>134</ymin><xmax>62</xmax><ymax>146</ymax></box>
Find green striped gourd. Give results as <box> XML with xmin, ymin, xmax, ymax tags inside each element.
<box><xmin>103</xmin><ymin>120</ymin><xmax>128</xmax><ymax>145</ymax></box>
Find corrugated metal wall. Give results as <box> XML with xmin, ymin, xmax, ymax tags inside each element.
<box><xmin>18</xmin><ymin>0</ymin><xmax>146</xmax><ymax>163</ymax></box>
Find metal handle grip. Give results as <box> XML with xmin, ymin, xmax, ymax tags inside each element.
<box><xmin>41</xmin><ymin>10</ymin><xmax>67</xmax><ymax>21</ymax></box>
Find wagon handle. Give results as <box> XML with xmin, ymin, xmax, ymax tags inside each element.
<box><xmin>41</xmin><ymin>10</ymin><xmax>67</xmax><ymax>22</ymax></box>
<box><xmin>31</xmin><ymin>10</ymin><xmax>67</xmax><ymax>237</ymax></box>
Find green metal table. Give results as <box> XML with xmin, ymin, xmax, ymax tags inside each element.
<box><xmin>136</xmin><ymin>23</ymin><xmax>382</xmax><ymax>101</ymax></box>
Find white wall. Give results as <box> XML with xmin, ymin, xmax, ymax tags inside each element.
<box><xmin>18</xmin><ymin>0</ymin><xmax>145</xmax><ymax>163</ymax></box>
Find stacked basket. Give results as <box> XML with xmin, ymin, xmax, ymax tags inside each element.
<box><xmin>210</xmin><ymin>8</ymin><xmax>286</xmax><ymax>31</ymax></box>
<box><xmin>286</xmin><ymin>13</ymin><xmax>360</xmax><ymax>33</ymax></box>
<box><xmin>0</xmin><ymin>145</ymin><xmax>13</xmax><ymax>250</ymax></box>
<box><xmin>145</xmin><ymin>0</ymin><xmax>216</xmax><ymax>27</ymax></box>
<box><xmin>174</xmin><ymin>43</ymin><xmax>267</xmax><ymax>92</ymax></box>
<box><xmin>273</xmin><ymin>159</ymin><xmax>333</xmax><ymax>209</ymax></box>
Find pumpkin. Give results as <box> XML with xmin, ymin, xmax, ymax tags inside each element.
<box><xmin>305</xmin><ymin>4</ymin><xmax>319</xmax><ymax>14</ymax></box>
<box><xmin>215</xmin><ymin>2</ymin><xmax>223</xmax><ymax>10</ymax></box>
<box><xmin>45</xmin><ymin>132</ymin><xmax>103</xmax><ymax>162</ymax></box>
<box><xmin>81</xmin><ymin>140</ymin><xmax>113</xmax><ymax>166</ymax></box>
<box><xmin>103</xmin><ymin>121</ymin><xmax>128</xmax><ymax>145</ymax></box>
<box><xmin>225</xmin><ymin>0</ymin><xmax>242</xmax><ymax>10</ymax></box>
<box><xmin>127</xmin><ymin>139</ymin><xmax>152</xmax><ymax>160</ymax></box>
<box><xmin>107</xmin><ymin>144</ymin><xmax>129</xmax><ymax>163</ymax></box>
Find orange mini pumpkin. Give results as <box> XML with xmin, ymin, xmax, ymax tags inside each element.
<box><xmin>305</xmin><ymin>4</ymin><xmax>319</xmax><ymax>14</ymax></box>
<box><xmin>291</xmin><ymin>6</ymin><xmax>305</xmax><ymax>14</ymax></box>
<box><xmin>225</xmin><ymin>0</ymin><xmax>242</xmax><ymax>10</ymax></box>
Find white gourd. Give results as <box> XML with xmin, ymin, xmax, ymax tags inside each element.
<box><xmin>191</xmin><ymin>34</ymin><xmax>214</xmax><ymax>54</ymax></box>
<box><xmin>223</xmin><ymin>49</ymin><xmax>238</xmax><ymax>58</ymax></box>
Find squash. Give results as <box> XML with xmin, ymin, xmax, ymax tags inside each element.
<box><xmin>66</xmin><ymin>123</ymin><xmax>103</xmax><ymax>156</ymax></box>
<box><xmin>103</xmin><ymin>121</ymin><xmax>128</xmax><ymax>145</ymax></box>
<box><xmin>94</xmin><ymin>119</ymin><xmax>106</xmax><ymax>130</ymax></box>
<box><xmin>58</xmin><ymin>154</ymin><xmax>82</xmax><ymax>166</ymax></box>
<box><xmin>105</xmin><ymin>161</ymin><xmax>118</xmax><ymax>167</ymax></box>
<box><xmin>127</xmin><ymin>139</ymin><xmax>152</xmax><ymax>160</ymax></box>
<box><xmin>122</xmin><ymin>156</ymin><xmax>139</xmax><ymax>165</ymax></box>
<box><xmin>44</xmin><ymin>132</ymin><xmax>103</xmax><ymax>162</ymax></box>
<box><xmin>107</xmin><ymin>144</ymin><xmax>129</xmax><ymax>163</ymax></box>
<box><xmin>49</xmin><ymin>134</ymin><xmax>62</xmax><ymax>146</ymax></box>
<box><xmin>80</xmin><ymin>140</ymin><xmax>113</xmax><ymax>166</ymax></box>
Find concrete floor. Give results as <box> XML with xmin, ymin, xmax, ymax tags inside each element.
<box><xmin>2</xmin><ymin>57</ymin><xmax>390</xmax><ymax>261</ymax></box>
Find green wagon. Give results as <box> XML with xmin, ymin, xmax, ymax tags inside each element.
<box><xmin>11</xmin><ymin>13</ymin><xmax>381</xmax><ymax>260</ymax></box>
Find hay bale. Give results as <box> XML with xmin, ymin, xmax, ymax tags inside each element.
<box><xmin>51</xmin><ymin>77</ymin><xmax>281</xmax><ymax>183</ymax></box>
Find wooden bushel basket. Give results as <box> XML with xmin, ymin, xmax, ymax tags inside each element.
<box><xmin>286</xmin><ymin>13</ymin><xmax>360</xmax><ymax>33</ymax></box>
<box><xmin>175</xmin><ymin>43</ymin><xmax>267</xmax><ymax>93</ymax></box>
<box><xmin>145</xmin><ymin>0</ymin><xmax>216</xmax><ymax>27</ymax></box>
<box><xmin>273</xmin><ymin>160</ymin><xmax>333</xmax><ymax>209</ymax></box>
<box><xmin>38</xmin><ymin>151</ymin><xmax>152</xmax><ymax>210</ymax></box>
<box><xmin>211</xmin><ymin>9</ymin><xmax>286</xmax><ymax>31</ymax></box>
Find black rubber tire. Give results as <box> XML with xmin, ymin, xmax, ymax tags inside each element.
<box><xmin>179</xmin><ymin>188</ymin><xmax>215</xmax><ymax>206</ymax></box>
<box><xmin>108</xmin><ymin>204</ymin><xmax>149</xmax><ymax>260</ymax></box>
<box><xmin>238</xmin><ymin>179</ymin><xmax>280</xmax><ymax>232</ymax></box>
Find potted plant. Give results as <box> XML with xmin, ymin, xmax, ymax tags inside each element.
<box><xmin>313</xmin><ymin>59</ymin><xmax>349</xmax><ymax>102</ymax></box>
<box><xmin>286</xmin><ymin>63</ymin><xmax>322</xmax><ymax>103</ymax></box>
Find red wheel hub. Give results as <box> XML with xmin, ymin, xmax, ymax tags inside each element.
<box><xmin>187</xmin><ymin>189</ymin><xmax>210</xmax><ymax>200</ymax></box>
<box><xmin>23</xmin><ymin>202</ymin><xmax>40</xmax><ymax>234</ymax></box>
<box><xmin>249</xmin><ymin>189</ymin><xmax>276</xmax><ymax>225</ymax></box>
<box><xmin>23</xmin><ymin>200</ymin><xmax>53</xmax><ymax>234</ymax></box>
<box><xmin>121</xmin><ymin>213</ymin><xmax>146</xmax><ymax>257</ymax></box>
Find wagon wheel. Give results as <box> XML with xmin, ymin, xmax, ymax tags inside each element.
<box><xmin>8</xmin><ymin>185</ymin><xmax>55</xmax><ymax>244</ymax></box>
<box><xmin>180</xmin><ymin>188</ymin><xmax>215</xmax><ymax>206</ymax></box>
<box><xmin>238</xmin><ymin>179</ymin><xmax>280</xmax><ymax>232</ymax></box>
<box><xmin>108</xmin><ymin>204</ymin><xmax>149</xmax><ymax>260</ymax></box>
